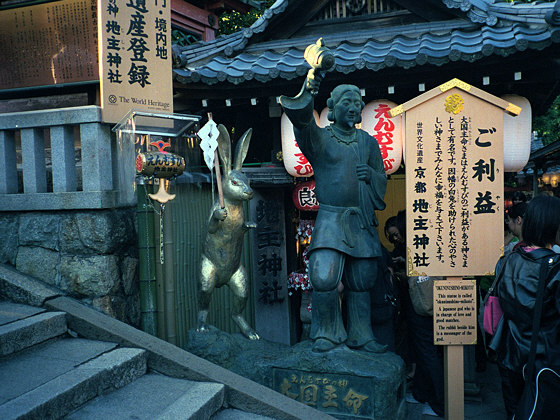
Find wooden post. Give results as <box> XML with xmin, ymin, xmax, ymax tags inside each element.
<box><xmin>214</xmin><ymin>149</ymin><xmax>225</xmax><ymax>209</ymax></box>
<box><xmin>444</xmin><ymin>276</ymin><xmax>464</xmax><ymax>420</ymax></box>
<box><xmin>207</xmin><ymin>112</ymin><xmax>225</xmax><ymax>208</ymax></box>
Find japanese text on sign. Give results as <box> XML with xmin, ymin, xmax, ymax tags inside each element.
<box><xmin>372</xmin><ymin>103</ymin><xmax>397</xmax><ymax>173</ymax></box>
<box><xmin>255</xmin><ymin>198</ymin><xmax>285</xmax><ymax>305</ymax></box>
<box><xmin>273</xmin><ymin>369</ymin><xmax>372</xmax><ymax>418</ymax></box>
<box><xmin>405</xmin><ymin>87</ymin><xmax>504</xmax><ymax>277</ymax></box>
<box><xmin>100</xmin><ymin>0</ymin><xmax>172</xmax><ymax>123</ymax></box>
<box><xmin>0</xmin><ymin>0</ymin><xmax>98</xmax><ymax>89</ymax></box>
<box><xmin>250</xmin><ymin>191</ymin><xmax>291</xmax><ymax>344</ymax></box>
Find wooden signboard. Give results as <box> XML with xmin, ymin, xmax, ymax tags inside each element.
<box><xmin>433</xmin><ymin>279</ymin><xmax>477</xmax><ymax>346</ymax></box>
<box><xmin>0</xmin><ymin>0</ymin><xmax>98</xmax><ymax>90</ymax></box>
<box><xmin>250</xmin><ymin>190</ymin><xmax>291</xmax><ymax>345</ymax></box>
<box><xmin>391</xmin><ymin>79</ymin><xmax>520</xmax><ymax>420</ymax></box>
<box><xmin>392</xmin><ymin>79</ymin><xmax>520</xmax><ymax>278</ymax></box>
<box><xmin>98</xmin><ymin>0</ymin><xmax>173</xmax><ymax>123</ymax></box>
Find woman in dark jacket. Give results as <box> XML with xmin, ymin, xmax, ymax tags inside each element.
<box><xmin>495</xmin><ymin>194</ymin><xmax>560</xmax><ymax>419</ymax></box>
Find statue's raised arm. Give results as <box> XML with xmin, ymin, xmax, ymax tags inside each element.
<box><xmin>279</xmin><ymin>38</ymin><xmax>335</xmax><ymax>131</ymax></box>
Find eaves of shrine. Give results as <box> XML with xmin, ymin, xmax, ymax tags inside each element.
<box><xmin>172</xmin><ymin>0</ymin><xmax>560</xmax><ymax>115</ymax></box>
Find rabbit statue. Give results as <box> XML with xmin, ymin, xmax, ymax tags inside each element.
<box><xmin>197</xmin><ymin>124</ymin><xmax>260</xmax><ymax>340</ymax></box>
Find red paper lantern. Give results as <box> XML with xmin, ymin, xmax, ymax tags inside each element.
<box><xmin>361</xmin><ymin>100</ymin><xmax>403</xmax><ymax>174</ymax></box>
<box><xmin>292</xmin><ymin>180</ymin><xmax>318</xmax><ymax>211</ymax></box>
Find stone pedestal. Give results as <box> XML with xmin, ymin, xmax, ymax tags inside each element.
<box><xmin>186</xmin><ymin>327</ymin><xmax>406</xmax><ymax>419</ymax></box>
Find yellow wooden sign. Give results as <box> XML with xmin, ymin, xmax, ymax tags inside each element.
<box><xmin>394</xmin><ymin>79</ymin><xmax>516</xmax><ymax>277</ymax></box>
<box><xmin>98</xmin><ymin>0</ymin><xmax>173</xmax><ymax>123</ymax></box>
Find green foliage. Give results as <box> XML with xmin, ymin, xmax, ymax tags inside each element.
<box><xmin>218</xmin><ymin>0</ymin><xmax>275</xmax><ymax>36</ymax></box>
<box><xmin>533</xmin><ymin>95</ymin><xmax>560</xmax><ymax>146</ymax></box>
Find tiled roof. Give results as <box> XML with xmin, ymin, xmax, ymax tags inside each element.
<box><xmin>443</xmin><ymin>0</ymin><xmax>557</xmax><ymax>26</ymax></box>
<box><xmin>173</xmin><ymin>0</ymin><xmax>560</xmax><ymax>86</ymax></box>
<box><xmin>172</xmin><ymin>0</ymin><xmax>289</xmax><ymax>68</ymax></box>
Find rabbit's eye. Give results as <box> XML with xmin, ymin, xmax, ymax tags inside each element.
<box><xmin>232</xmin><ymin>180</ymin><xmax>238</xmax><ymax>185</ymax></box>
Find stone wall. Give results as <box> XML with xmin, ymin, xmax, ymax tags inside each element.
<box><xmin>0</xmin><ymin>208</ymin><xmax>140</xmax><ymax>326</ymax></box>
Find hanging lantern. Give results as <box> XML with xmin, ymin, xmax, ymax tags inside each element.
<box><xmin>361</xmin><ymin>100</ymin><xmax>403</xmax><ymax>174</ymax></box>
<box><xmin>550</xmin><ymin>173</ymin><xmax>560</xmax><ymax>188</ymax></box>
<box><xmin>281</xmin><ymin>111</ymin><xmax>319</xmax><ymax>177</ymax></box>
<box><xmin>542</xmin><ymin>172</ymin><xmax>552</xmax><ymax>184</ymax></box>
<box><xmin>501</xmin><ymin>94</ymin><xmax>532</xmax><ymax>173</ymax></box>
<box><xmin>292</xmin><ymin>180</ymin><xmax>319</xmax><ymax>211</ymax></box>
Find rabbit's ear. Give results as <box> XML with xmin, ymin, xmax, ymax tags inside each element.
<box><xmin>217</xmin><ymin>124</ymin><xmax>231</xmax><ymax>174</ymax></box>
<box><xmin>233</xmin><ymin>128</ymin><xmax>252</xmax><ymax>171</ymax></box>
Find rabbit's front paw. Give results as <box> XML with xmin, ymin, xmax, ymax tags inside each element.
<box><xmin>213</xmin><ymin>208</ymin><xmax>227</xmax><ymax>221</ymax></box>
<box><xmin>247</xmin><ymin>331</ymin><xmax>260</xmax><ymax>340</ymax></box>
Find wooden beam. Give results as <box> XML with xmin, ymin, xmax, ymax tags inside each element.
<box><xmin>391</xmin><ymin>0</ymin><xmax>464</xmax><ymax>21</ymax></box>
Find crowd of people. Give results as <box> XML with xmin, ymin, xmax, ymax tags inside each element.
<box><xmin>377</xmin><ymin>192</ymin><xmax>560</xmax><ymax>419</ymax></box>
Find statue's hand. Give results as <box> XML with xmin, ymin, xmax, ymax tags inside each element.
<box><xmin>356</xmin><ymin>164</ymin><xmax>372</xmax><ymax>183</ymax></box>
<box><xmin>213</xmin><ymin>208</ymin><xmax>227</xmax><ymax>221</ymax></box>
<box><xmin>305</xmin><ymin>71</ymin><xmax>323</xmax><ymax>96</ymax></box>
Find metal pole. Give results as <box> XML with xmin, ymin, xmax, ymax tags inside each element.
<box><xmin>163</xmin><ymin>196</ymin><xmax>177</xmax><ymax>345</ymax></box>
<box><xmin>154</xmin><ymin>195</ymin><xmax>166</xmax><ymax>340</ymax></box>
<box><xmin>137</xmin><ymin>184</ymin><xmax>158</xmax><ymax>335</ymax></box>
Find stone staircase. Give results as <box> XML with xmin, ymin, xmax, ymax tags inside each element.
<box><xmin>0</xmin><ymin>301</ymin><xmax>227</xmax><ymax>419</ymax></box>
<box><xmin>0</xmin><ymin>264</ymin><xmax>332</xmax><ymax>420</ymax></box>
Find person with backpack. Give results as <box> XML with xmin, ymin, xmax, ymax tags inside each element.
<box><xmin>494</xmin><ymin>195</ymin><xmax>560</xmax><ymax>419</ymax></box>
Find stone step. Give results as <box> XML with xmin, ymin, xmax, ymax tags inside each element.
<box><xmin>0</xmin><ymin>310</ymin><xmax>67</xmax><ymax>357</ymax></box>
<box><xmin>210</xmin><ymin>408</ymin><xmax>276</xmax><ymax>419</ymax></box>
<box><xmin>66</xmin><ymin>373</ymin><xmax>225</xmax><ymax>420</ymax></box>
<box><xmin>0</xmin><ymin>301</ymin><xmax>45</xmax><ymax>326</ymax></box>
<box><xmin>0</xmin><ymin>344</ymin><xmax>147</xmax><ymax>420</ymax></box>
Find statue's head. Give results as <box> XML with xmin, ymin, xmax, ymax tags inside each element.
<box><xmin>327</xmin><ymin>85</ymin><xmax>365</xmax><ymax>126</ymax></box>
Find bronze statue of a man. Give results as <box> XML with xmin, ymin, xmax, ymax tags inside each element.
<box><xmin>281</xmin><ymin>75</ymin><xmax>388</xmax><ymax>353</ymax></box>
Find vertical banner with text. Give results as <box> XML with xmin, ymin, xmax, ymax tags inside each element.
<box><xmin>99</xmin><ymin>0</ymin><xmax>173</xmax><ymax>123</ymax></box>
<box><xmin>250</xmin><ymin>189</ymin><xmax>291</xmax><ymax>345</ymax></box>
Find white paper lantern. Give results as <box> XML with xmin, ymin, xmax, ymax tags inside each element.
<box><xmin>281</xmin><ymin>111</ymin><xmax>319</xmax><ymax>177</ymax></box>
<box><xmin>361</xmin><ymin>100</ymin><xmax>403</xmax><ymax>174</ymax></box>
<box><xmin>551</xmin><ymin>173</ymin><xmax>559</xmax><ymax>188</ymax></box>
<box><xmin>501</xmin><ymin>94</ymin><xmax>532</xmax><ymax>173</ymax></box>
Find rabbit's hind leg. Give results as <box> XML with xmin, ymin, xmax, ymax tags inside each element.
<box><xmin>229</xmin><ymin>267</ymin><xmax>260</xmax><ymax>340</ymax></box>
<box><xmin>197</xmin><ymin>256</ymin><xmax>217</xmax><ymax>333</ymax></box>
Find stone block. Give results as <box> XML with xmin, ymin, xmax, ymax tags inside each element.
<box><xmin>121</xmin><ymin>256</ymin><xmax>138</xmax><ymax>296</ymax></box>
<box><xmin>18</xmin><ymin>212</ymin><xmax>60</xmax><ymax>250</ymax></box>
<box><xmin>0</xmin><ymin>347</ymin><xmax>146</xmax><ymax>420</ymax></box>
<box><xmin>0</xmin><ymin>214</ymin><xmax>18</xmax><ymax>265</ymax></box>
<box><xmin>0</xmin><ymin>312</ymin><xmax>67</xmax><ymax>356</ymax></box>
<box><xmin>0</xmin><ymin>301</ymin><xmax>45</xmax><ymax>326</ymax></box>
<box><xmin>60</xmin><ymin>255</ymin><xmax>119</xmax><ymax>297</ymax></box>
<box><xmin>92</xmin><ymin>295</ymin><xmax>127</xmax><ymax>322</ymax></box>
<box><xmin>0</xmin><ymin>263</ymin><xmax>60</xmax><ymax>306</ymax></box>
<box><xmin>125</xmin><ymin>292</ymin><xmax>141</xmax><ymax>327</ymax></box>
<box><xmin>60</xmin><ymin>210</ymin><xmax>135</xmax><ymax>254</ymax></box>
<box><xmin>67</xmin><ymin>374</ymin><xmax>224</xmax><ymax>420</ymax></box>
<box><xmin>185</xmin><ymin>327</ymin><xmax>406</xmax><ymax>420</ymax></box>
<box><xmin>15</xmin><ymin>246</ymin><xmax>59</xmax><ymax>285</ymax></box>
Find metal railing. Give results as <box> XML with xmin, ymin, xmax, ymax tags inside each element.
<box><xmin>0</xmin><ymin>106</ymin><xmax>132</xmax><ymax>211</ymax></box>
